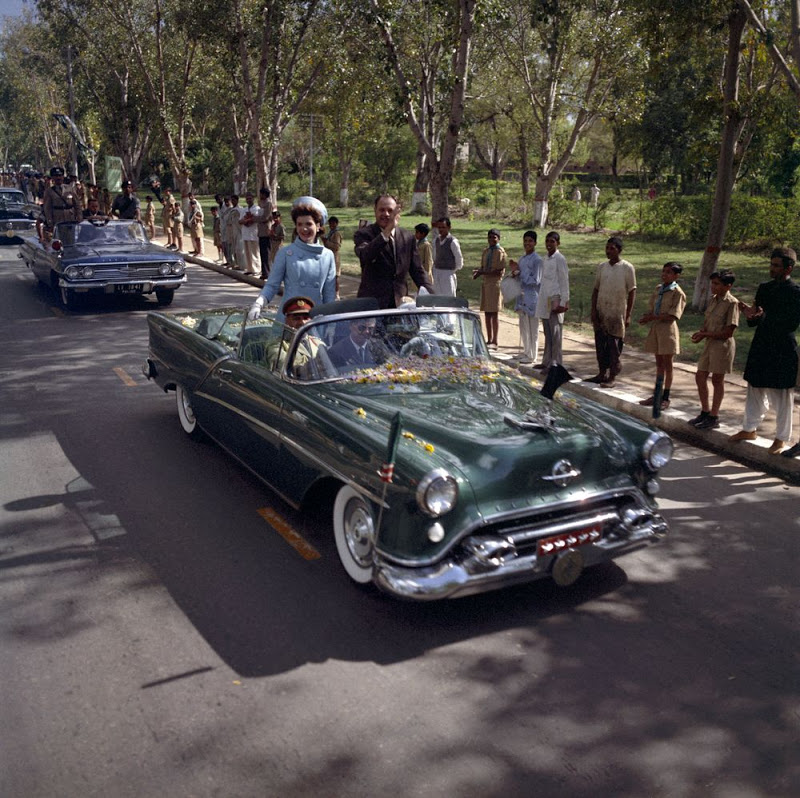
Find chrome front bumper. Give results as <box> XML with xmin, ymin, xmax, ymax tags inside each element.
<box><xmin>374</xmin><ymin>505</ymin><xmax>669</xmax><ymax>600</ymax></box>
<box><xmin>58</xmin><ymin>275</ymin><xmax>186</xmax><ymax>294</ymax></box>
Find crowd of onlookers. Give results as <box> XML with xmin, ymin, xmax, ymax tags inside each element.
<box><xmin>9</xmin><ymin>168</ymin><xmax>800</xmax><ymax>458</ymax></box>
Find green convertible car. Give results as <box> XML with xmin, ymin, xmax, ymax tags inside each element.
<box><xmin>143</xmin><ymin>298</ymin><xmax>672</xmax><ymax>600</ymax></box>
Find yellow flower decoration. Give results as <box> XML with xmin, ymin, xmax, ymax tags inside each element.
<box><xmin>355</xmin><ymin>407</ymin><xmax>367</xmax><ymax>418</ymax></box>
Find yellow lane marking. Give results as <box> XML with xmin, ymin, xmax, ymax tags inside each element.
<box><xmin>113</xmin><ymin>367</ymin><xmax>138</xmax><ymax>387</ymax></box>
<box><xmin>257</xmin><ymin>507</ymin><xmax>321</xmax><ymax>560</ymax></box>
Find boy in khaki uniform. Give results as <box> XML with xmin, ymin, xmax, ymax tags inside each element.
<box><xmin>689</xmin><ymin>270</ymin><xmax>739</xmax><ymax>429</ymax></box>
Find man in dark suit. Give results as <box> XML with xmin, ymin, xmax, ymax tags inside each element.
<box><xmin>354</xmin><ymin>194</ymin><xmax>434</xmax><ymax>309</ymax></box>
<box><xmin>328</xmin><ymin>319</ymin><xmax>380</xmax><ymax>369</ymax></box>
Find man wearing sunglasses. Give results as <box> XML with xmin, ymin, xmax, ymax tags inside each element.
<box><xmin>328</xmin><ymin>318</ymin><xmax>380</xmax><ymax>369</ymax></box>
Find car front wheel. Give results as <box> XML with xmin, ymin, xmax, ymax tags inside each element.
<box><xmin>333</xmin><ymin>485</ymin><xmax>376</xmax><ymax>584</ymax></box>
<box><xmin>176</xmin><ymin>384</ymin><xmax>204</xmax><ymax>440</ymax></box>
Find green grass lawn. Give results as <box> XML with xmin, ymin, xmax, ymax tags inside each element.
<box><xmin>196</xmin><ymin>199</ymin><xmax>771</xmax><ymax>373</ymax></box>
<box><xmin>323</xmin><ymin>206</ymin><xmax>768</xmax><ymax>372</ymax></box>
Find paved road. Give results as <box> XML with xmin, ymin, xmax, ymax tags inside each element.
<box><xmin>1</xmin><ymin>249</ymin><xmax>798</xmax><ymax>797</ymax></box>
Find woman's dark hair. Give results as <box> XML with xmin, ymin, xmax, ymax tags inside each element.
<box><xmin>291</xmin><ymin>203</ymin><xmax>322</xmax><ymax>225</ymax></box>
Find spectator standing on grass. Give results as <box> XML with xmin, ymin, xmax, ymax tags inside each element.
<box><xmin>211</xmin><ymin>206</ymin><xmax>223</xmax><ymax>263</ymax></box>
<box><xmin>472</xmin><ymin>228</ymin><xmax>507</xmax><ymax>348</ymax></box>
<box><xmin>226</xmin><ymin>195</ymin><xmax>244</xmax><ymax>269</ymax></box>
<box><xmin>534</xmin><ymin>231</ymin><xmax>570</xmax><ymax>370</ymax></box>
<box><xmin>188</xmin><ymin>199</ymin><xmax>204</xmax><ymax>256</ymax></box>
<box><xmin>144</xmin><ymin>195</ymin><xmax>156</xmax><ymax>239</ymax></box>
<box><xmin>269</xmin><ymin>210</ymin><xmax>285</xmax><ymax>268</ymax></box>
<box><xmin>586</xmin><ymin>236</ymin><xmax>636</xmax><ymax>388</ymax></box>
<box><xmin>239</xmin><ymin>191</ymin><xmax>262</xmax><ymax>275</ymax></box>
<box><xmin>258</xmin><ymin>187</ymin><xmax>273</xmax><ymax>279</ymax></box>
<box><xmin>509</xmin><ymin>230</ymin><xmax>542</xmax><ymax>365</ymax></box>
<box><xmin>638</xmin><ymin>262</ymin><xmax>686</xmax><ymax>411</ymax></box>
<box><xmin>414</xmin><ymin>223</ymin><xmax>433</xmax><ymax>282</ymax></box>
<box><xmin>730</xmin><ymin>247</ymin><xmax>800</xmax><ymax>455</ymax></box>
<box><xmin>590</xmin><ymin>183</ymin><xmax>600</xmax><ymax>207</ymax></box>
<box><xmin>688</xmin><ymin>269</ymin><xmax>739</xmax><ymax>430</ymax></box>
<box><xmin>171</xmin><ymin>202</ymin><xmax>185</xmax><ymax>252</ymax></box>
<box><xmin>161</xmin><ymin>196</ymin><xmax>174</xmax><ymax>249</ymax></box>
<box><xmin>432</xmin><ymin>216</ymin><xmax>463</xmax><ymax>297</ymax></box>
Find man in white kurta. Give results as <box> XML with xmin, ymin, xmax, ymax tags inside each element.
<box><xmin>534</xmin><ymin>232</ymin><xmax>570</xmax><ymax>369</ymax></box>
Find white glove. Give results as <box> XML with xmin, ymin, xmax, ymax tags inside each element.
<box><xmin>248</xmin><ymin>296</ymin><xmax>264</xmax><ymax>321</ymax></box>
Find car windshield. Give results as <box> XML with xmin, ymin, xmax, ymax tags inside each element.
<box><xmin>0</xmin><ymin>190</ymin><xmax>25</xmax><ymax>205</ymax></box>
<box><xmin>286</xmin><ymin>309</ymin><xmax>490</xmax><ymax>383</ymax></box>
<box><xmin>57</xmin><ymin>221</ymin><xmax>149</xmax><ymax>246</ymax></box>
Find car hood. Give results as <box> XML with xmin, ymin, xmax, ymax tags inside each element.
<box><xmin>318</xmin><ymin>371</ymin><xmax>637</xmax><ymax>505</ymax></box>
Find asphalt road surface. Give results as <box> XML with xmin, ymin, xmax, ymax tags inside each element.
<box><xmin>1</xmin><ymin>247</ymin><xmax>798</xmax><ymax>797</ymax></box>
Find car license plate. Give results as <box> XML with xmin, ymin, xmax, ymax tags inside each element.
<box><xmin>115</xmin><ymin>283</ymin><xmax>143</xmax><ymax>293</ymax></box>
<box><xmin>537</xmin><ymin>524</ymin><xmax>602</xmax><ymax>557</ymax></box>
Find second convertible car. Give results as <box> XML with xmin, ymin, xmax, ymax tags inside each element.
<box><xmin>0</xmin><ymin>187</ymin><xmax>38</xmax><ymax>244</ymax></box>
<box><xmin>19</xmin><ymin>218</ymin><xmax>186</xmax><ymax>308</ymax></box>
<box><xmin>143</xmin><ymin>298</ymin><xmax>672</xmax><ymax>600</ymax></box>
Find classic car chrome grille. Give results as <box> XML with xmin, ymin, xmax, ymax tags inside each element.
<box><xmin>86</xmin><ymin>264</ymin><xmax>165</xmax><ymax>279</ymax></box>
<box><xmin>475</xmin><ymin>494</ymin><xmax>641</xmax><ymax>557</ymax></box>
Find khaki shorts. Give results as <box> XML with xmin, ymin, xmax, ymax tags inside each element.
<box><xmin>697</xmin><ymin>338</ymin><xmax>734</xmax><ymax>374</ymax></box>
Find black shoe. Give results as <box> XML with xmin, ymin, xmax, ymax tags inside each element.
<box><xmin>688</xmin><ymin>411</ymin><xmax>710</xmax><ymax>426</ymax></box>
<box><xmin>584</xmin><ymin>373</ymin><xmax>608</xmax><ymax>384</ymax></box>
<box><xmin>781</xmin><ymin>442</ymin><xmax>800</xmax><ymax>458</ymax></box>
<box><xmin>694</xmin><ymin>415</ymin><xmax>719</xmax><ymax>430</ymax></box>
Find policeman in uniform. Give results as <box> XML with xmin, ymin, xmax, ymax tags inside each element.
<box><xmin>42</xmin><ymin>166</ymin><xmax>80</xmax><ymax>233</ymax></box>
<box><xmin>263</xmin><ymin>296</ymin><xmax>332</xmax><ymax>378</ymax></box>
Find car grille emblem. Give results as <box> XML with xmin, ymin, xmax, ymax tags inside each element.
<box><xmin>542</xmin><ymin>459</ymin><xmax>580</xmax><ymax>488</ymax></box>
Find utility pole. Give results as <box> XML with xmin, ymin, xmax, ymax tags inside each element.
<box><xmin>65</xmin><ymin>46</ymin><xmax>78</xmax><ymax>177</ymax></box>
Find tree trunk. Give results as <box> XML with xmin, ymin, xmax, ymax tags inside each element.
<box><xmin>533</xmin><ymin>172</ymin><xmax>553</xmax><ymax>227</ymax></box>
<box><xmin>412</xmin><ymin>149</ymin><xmax>430</xmax><ymax>211</ymax></box>
<box><xmin>692</xmin><ymin>7</ymin><xmax>747</xmax><ymax>311</ymax></box>
<box><xmin>518</xmin><ymin>131</ymin><xmax>530</xmax><ymax>199</ymax></box>
<box><xmin>339</xmin><ymin>158</ymin><xmax>352</xmax><ymax>207</ymax></box>
<box><xmin>370</xmin><ymin>0</ymin><xmax>476</xmax><ymax>224</ymax></box>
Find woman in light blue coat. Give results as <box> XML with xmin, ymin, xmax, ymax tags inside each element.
<box><xmin>248</xmin><ymin>200</ymin><xmax>336</xmax><ymax>322</ymax></box>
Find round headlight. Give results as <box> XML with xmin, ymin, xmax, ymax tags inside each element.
<box><xmin>171</xmin><ymin>261</ymin><xmax>185</xmax><ymax>275</ymax></box>
<box><xmin>643</xmin><ymin>432</ymin><xmax>673</xmax><ymax>471</ymax></box>
<box><xmin>159</xmin><ymin>262</ymin><xmax>171</xmax><ymax>275</ymax></box>
<box><xmin>80</xmin><ymin>266</ymin><xmax>94</xmax><ymax>278</ymax></box>
<box><xmin>416</xmin><ymin>468</ymin><xmax>458</xmax><ymax>517</ymax></box>
<box><xmin>64</xmin><ymin>265</ymin><xmax>78</xmax><ymax>279</ymax></box>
